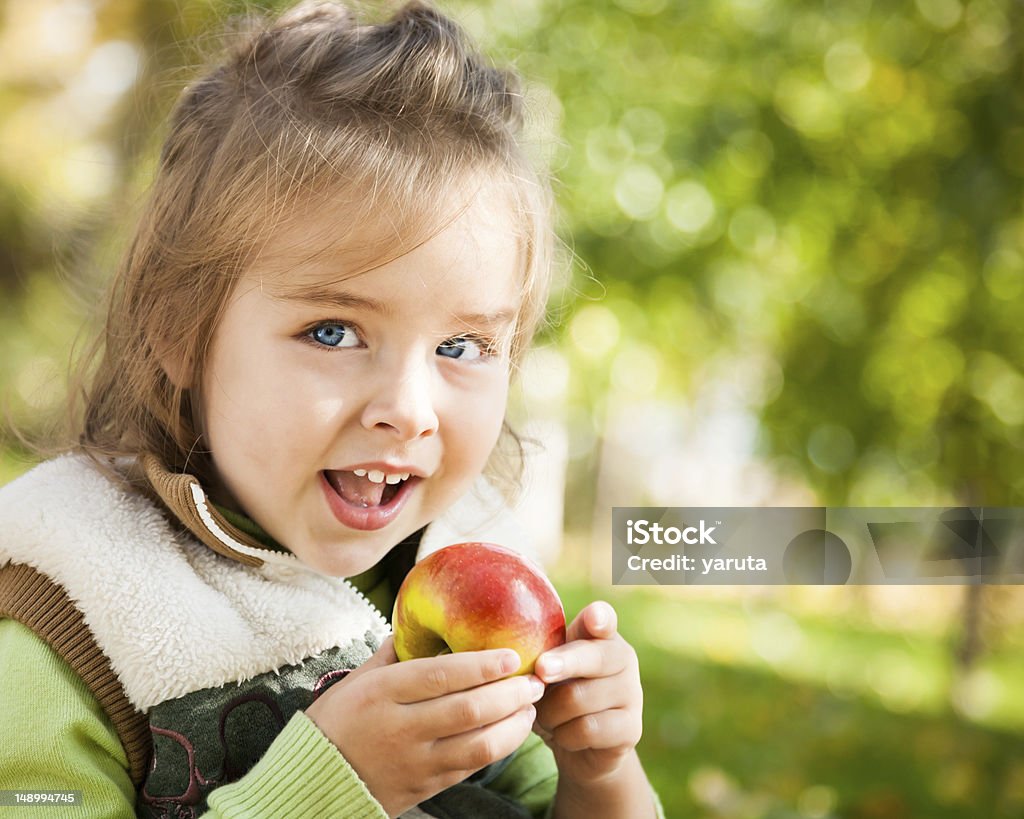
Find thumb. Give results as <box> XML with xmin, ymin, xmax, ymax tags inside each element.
<box><xmin>566</xmin><ymin>601</ymin><xmax>617</xmax><ymax>642</ymax></box>
<box><xmin>348</xmin><ymin>635</ymin><xmax>399</xmax><ymax>678</ymax></box>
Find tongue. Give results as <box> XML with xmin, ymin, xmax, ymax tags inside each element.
<box><xmin>327</xmin><ymin>471</ymin><xmax>387</xmax><ymax>507</ymax></box>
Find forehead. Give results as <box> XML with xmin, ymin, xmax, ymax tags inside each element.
<box><xmin>256</xmin><ymin>176</ymin><xmax>517</xmax><ymax>270</ymax></box>
<box><xmin>249</xmin><ymin>179</ymin><xmax>525</xmax><ymax>311</ymax></box>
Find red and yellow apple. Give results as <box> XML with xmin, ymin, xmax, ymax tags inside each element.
<box><xmin>392</xmin><ymin>542</ymin><xmax>566</xmax><ymax>676</ymax></box>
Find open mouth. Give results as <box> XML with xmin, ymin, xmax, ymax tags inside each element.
<box><xmin>323</xmin><ymin>468</ymin><xmax>412</xmax><ymax>508</ymax></box>
<box><xmin>320</xmin><ymin>468</ymin><xmax>419</xmax><ymax>531</ymax></box>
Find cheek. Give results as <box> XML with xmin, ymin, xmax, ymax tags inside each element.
<box><xmin>446</xmin><ymin>374</ymin><xmax>510</xmax><ymax>462</ymax></box>
<box><xmin>485</xmin><ymin>380</ymin><xmax>511</xmax><ymax>440</ymax></box>
<box><xmin>200</xmin><ymin>338</ymin><xmax>299</xmax><ymax>465</ymax></box>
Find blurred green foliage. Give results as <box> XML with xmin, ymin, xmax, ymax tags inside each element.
<box><xmin>490</xmin><ymin>0</ymin><xmax>1024</xmax><ymax>508</ymax></box>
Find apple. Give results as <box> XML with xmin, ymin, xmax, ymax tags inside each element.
<box><xmin>392</xmin><ymin>542</ymin><xmax>566</xmax><ymax>676</ymax></box>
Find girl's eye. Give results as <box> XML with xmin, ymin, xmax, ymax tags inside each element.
<box><xmin>436</xmin><ymin>335</ymin><xmax>488</xmax><ymax>361</ymax></box>
<box><xmin>308</xmin><ymin>322</ymin><xmax>360</xmax><ymax>349</ymax></box>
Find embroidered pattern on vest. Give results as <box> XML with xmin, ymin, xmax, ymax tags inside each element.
<box><xmin>138</xmin><ymin>637</ymin><xmax>377</xmax><ymax>818</ymax></box>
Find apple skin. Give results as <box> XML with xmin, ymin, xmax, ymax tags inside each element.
<box><xmin>392</xmin><ymin>542</ymin><xmax>566</xmax><ymax>676</ymax></box>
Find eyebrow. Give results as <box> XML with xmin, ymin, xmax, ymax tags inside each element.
<box><xmin>278</xmin><ymin>286</ymin><xmax>519</xmax><ymax>328</ymax></box>
<box><xmin>279</xmin><ymin>286</ymin><xmax>392</xmax><ymax>316</ymax></box>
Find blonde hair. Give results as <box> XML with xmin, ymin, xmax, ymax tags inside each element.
<box><xmin>72</xmin><ymin>0</ymin><xmax>554</xmax><ymax>488</ymax></box>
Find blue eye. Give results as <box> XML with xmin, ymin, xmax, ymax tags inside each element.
<box><xmin>437</xmin><ymin>336</ymin><xmax>487</xmax><ymax>361</ymax></box>
<box><xmin>309</xmin><ymin>322</ymin><xmax>360</xmax><ymax>348</ymax></box>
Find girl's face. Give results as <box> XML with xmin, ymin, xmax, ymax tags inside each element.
<box><xmin>200</xmin><ymin>185</ymin><xmax>521</xmax><ymax>577</ymax></box>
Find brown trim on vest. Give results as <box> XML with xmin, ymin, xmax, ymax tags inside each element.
<box><xmin>0</xmin><ymin>563</ymin><xmax>150</xmax><ymax>787</ymax></box>
<box><xmin>139</xmin><ymin>453</ymin><xmax>266</xmax><ymax>568</ymax></box>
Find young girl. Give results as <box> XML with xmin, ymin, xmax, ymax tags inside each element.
<box><xmin>0</xmin><ymin>2</ymin><xmax>661</xmax><ymax>816</ymax></box>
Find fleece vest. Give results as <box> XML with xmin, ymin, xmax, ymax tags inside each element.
<box><xmin>0</xmin><ymin>455</ymin><xmax>534</xmax><ymax>818</ymax></box>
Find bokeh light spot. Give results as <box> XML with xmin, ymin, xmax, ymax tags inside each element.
<box><xmin>614</xmin><ymin>163</ymin><xmax>664</xmax><ymax>221</ymax></box>
<box><xmin>665</xmin><ymin>180</ymin><xmax>716</xmax><ymax>234</ymax></box>
<box><xmin>825</xmin><ymin>40</ymin><xmax>873</xmax><ymax>92</ymax></box>
<box><xmin>570</xmin><ymin>305</ymin><xmax>621</xmax><ymax>361</ymax></box>
<box><xmin>807</xmin><ymin>424</ymin><xmax>856</xmax><ymax>473</ymax></box>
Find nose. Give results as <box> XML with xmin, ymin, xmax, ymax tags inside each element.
<box><xmin>360</xmin><ymin>354</ymin><xmax>439</xmax><ymax>441</ymax></box>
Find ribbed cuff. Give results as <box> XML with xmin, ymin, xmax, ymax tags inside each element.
<box><xmin>206</xmin><ymin>712</ymin><xmax>387</xmax><ymax>818</ymax></box>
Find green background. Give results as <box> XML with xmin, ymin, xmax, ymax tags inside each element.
<box><xmin>2</xmin><ymin>0</ymin><xmax>1024</xmax><ymax>815</ymax></box>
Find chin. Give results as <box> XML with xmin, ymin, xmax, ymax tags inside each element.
<box><xmin>316</xmin><ymin>532</ymin><xmax>395</xmax><ymax>578</ymax></box>
<box><xmin>309</xmin><ymin>546</ymin><xmax>376</xmax><ymax>578</ymax></box>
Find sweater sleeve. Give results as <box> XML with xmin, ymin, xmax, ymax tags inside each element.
<box><xmin>204</xmin><ymin>713</ymin><xmax>387</xmax><ymax>817</ymax></box>
<box><xmin>0</xmin><ymin>619</ymin><xmax>386</xmax><ymax>818</ymax></box>
<box><xmin>486</xmin><ymin>732</ymin><xmax>558</xmax><ymax>816</ymax></box>
<box><xmin>0</xmin><ymin>617</ymin><xmax>136</xmax><ymax>816</ymax></box>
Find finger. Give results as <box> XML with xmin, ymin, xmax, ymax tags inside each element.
<box><xmin>389</xmin><ymin>648</ymin><xmax>522</xmax><ymax>704</ymax></box>
<box><xmin>533</xmin><ymin>676</ymin><xmax>630</xmax><ymax>731</ymax></box>
<box><xmin>418</xmin><ymin>674</ymin><xmax>545</xmax><ymax>738</ymax></box>
<box><xmin>565</xmin><ymin>601</ymin><xmax>618</xmax><ymax>643</ymax></box>
<box><xmin>549</xmin><ymin>708</ymin><xmax>641</xmax><ymax>753</ymax></box>
<box><xmin>584</xmin><ymin>601</ymin><xmax>618</xmax><ymax>638</ymax></box>
<box><xmin>581</xmin><ymin>597</ymin><xmax>618</xmax><ymax>642</ymax></box>
<box><xmin>535</xmin><ymin>634</ymin><xmax>634</xmax><ymax>685</ymax></box>
<box><xmin>433</xmin><ymin>703</ymin><xmax>538</xmax><ymax>775</ymax></box>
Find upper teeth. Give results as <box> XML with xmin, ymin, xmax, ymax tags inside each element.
<box><xmin>352</xmin><ymin>468</ymin><xmax>411</xmax><ymax>484</ymax></box>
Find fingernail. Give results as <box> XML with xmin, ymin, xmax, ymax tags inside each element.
<box><xmin>528</xmin><ymin>676</ymin><xmax>545</xmax><ymax>701</ymax></box>
<box><xmin>500</xmin><ymin>651</ymin><xmax>521</xmax><ymax>674</ymax></box>
<box><xmin>522</xmin><ymin>704</ymin><xmax>537</xmax><ymax>722</ymax></box>
<box><xmin>540</xmin><ymin>656</ymin><xmax>563</xmax><ymax>680</ymax></box>
<box><xmin>592</xmin><ymin>604</ymin><xmax>609</xmax><ymax>630</ymax></box>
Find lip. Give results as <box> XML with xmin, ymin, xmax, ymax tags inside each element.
<box><xmin>319</xmin><ymin>471</ymin><xmax>420</xmax><ymax>531</ymax></box>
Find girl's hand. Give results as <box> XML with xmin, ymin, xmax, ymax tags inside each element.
<box><xmin>533</xmin><ymin>601</ymin><xmax>644</xmax><ymax>787</ymax></box>
<box><xmin>305</xmin><ymin>637</ymin><xmax>545</xmax><ymax>817</ymax></box>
